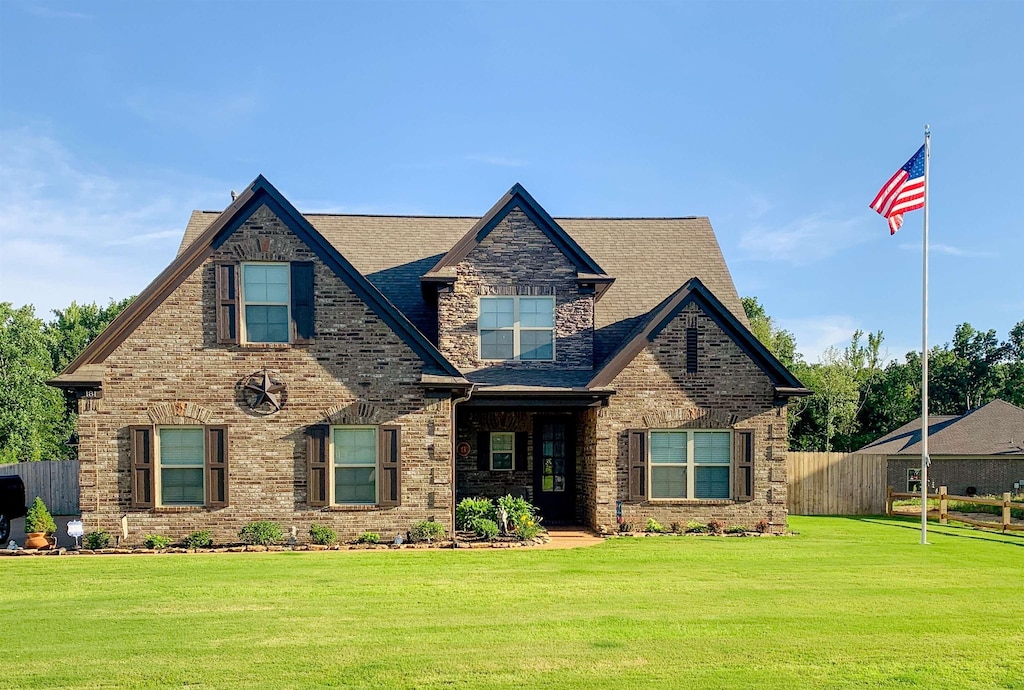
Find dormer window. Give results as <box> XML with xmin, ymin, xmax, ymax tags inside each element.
<box><xmin>479</xmin><ymin>296</ymin><xmax>554</xmax><ymax>361</ymax></box>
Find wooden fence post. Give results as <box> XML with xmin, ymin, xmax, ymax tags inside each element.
<box><xmin>886</xmin><ymin>486</ymin><xmax>893</xmax><ymax>516</ymax></box>
<box><xmin>939</xmin><ymin>486</ymin><xmax>948</xmax><ymax>525</ymax></box>
<box><xmin>1003</xmin><ymin>492</ymin><xmax>1012</xmax><ymax>532</ymax></box>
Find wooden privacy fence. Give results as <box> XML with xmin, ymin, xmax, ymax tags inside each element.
<box><xmin>887</xmin><ymin>486</ymin><xmax>1024</xmax><ymax>533</ymax></box>
<box><xmin>0</xmin><ymin>460</ymin><xmax>80</xmax><ymax>515</ymax></box>
<box><xmin>786</xmin><ymin>452</ymin><xmax>888</xmax><ymax>515</ymax></box>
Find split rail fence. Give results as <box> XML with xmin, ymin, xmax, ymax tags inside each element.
<box><xmin>786</xmin><ymin>452</ymin><xmax>888</xmax><ymax>515</ymax></box>
<box><xmin>886</xmin><ymin>485</ymin><xmax>1024</xmax><ymax>533</ymax></box>
<box><xmin>0</xmin><ymin>460</ymin><xmax>80</xmax><ymax>515</ymax></box>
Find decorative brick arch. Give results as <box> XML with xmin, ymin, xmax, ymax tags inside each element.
<box><xmin>147</xmin><ymin>401</ymin><xmax>215</xmax><ymax>425</ymax></box>
<box><xmin>640</xmin><ymin>407</ymin><xmax>739</xmax><ymax>429</ymax></box>
<box><xmin>323</xmin><ymin>401</ymin><xmax>390</xmax><ymax>426</ymax></box>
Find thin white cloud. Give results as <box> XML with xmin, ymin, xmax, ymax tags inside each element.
<box><xmin>124</xmin><ymin>90</ymin><xmax>258</xmax><ymax>134</ymax></box>
<box><xmin>465</xmin><ymin>154</ymin><xmax>528</xmax><ymax>168</ymax></box>
<box><xmin>26</xmin><ymin>5</ymin><xmax>91</xmax><ymax>19</ymax></box>
<box><xmin>0</xmin><ymin>127</ymin><xmax>227</xmax><ymax>316</ymax></box>
<box><xmin>779</xmin><ymin>314</ymin><xmax>860</xmax><ymax>364</ymax></box>
<box><xmin>897</xmin><ymin>242</ymin><xmax>993</xmax><ymax>258</ymax></box>
<box><xmin>739</xmin><ymin>213</ymin><xmax>869</xmax><ymax>264</ymax></box>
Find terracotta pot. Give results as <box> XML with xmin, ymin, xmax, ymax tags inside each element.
<box><xmin>25</xmin><ymin>532</ymin><xmax>51</xmax><ymax>550</ymax></box>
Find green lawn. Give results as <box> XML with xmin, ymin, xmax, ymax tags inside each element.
<box><xmin>2</xmin><ymin>517</ymin><xmax>1022</xmax><ymax>689</ymax></box>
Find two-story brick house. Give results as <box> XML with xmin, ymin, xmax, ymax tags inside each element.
<box><xmin>50</xmin><ymin>176</ymin><xmax>808</xmax><ymax>543</ymax></box>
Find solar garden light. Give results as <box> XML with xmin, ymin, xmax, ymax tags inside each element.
<box><xmin>67</xmin><ymin>520</ymin><xmax>84</xmax><ymax>549</ymax></box>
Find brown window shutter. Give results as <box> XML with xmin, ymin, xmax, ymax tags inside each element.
<box><xmin>477</xmin><ymin>431</ymin><xmax>490</xmax><ymax>471</ymax></box>
<box><xmin>733</xmin><ymin>429</ymin><xmax>755</xmax><ymax>501</ymax></box>
<box><xmin>378</xmin><ymin>426</ymin><xmax>401</xmax><ymax>506</ymax></box>
<box><xmin>215</xmin><ymin>262</ymin><xmax>239</xmax><ymax>344</ymax></box>
<box><xmin>627</xmin><ymin>429</ymin><xmax>647</xmax><ymax>502</ymax></box>
<box><xmin>129</xmin><ymin>425</ymin><xmax>155</xmax><ymax>509</ymax></box>
<box><xmin>514</xmin><ymin>431</ymin><xmax>528</xmax><ymax>471</ymax></box>
<box><xmin>205</xmin><ymin>425</ymin><xmax>229</xmax><ymax>508</ymax></box>
<box><xmin>306</xmin><ymin>425</ymin><xmax>330</xmax><ymax>507</ymax></box>
<box><xmin>290</xmin><ymin>261</ymin><xmax>315</xmax><ymax>344</ymax></box>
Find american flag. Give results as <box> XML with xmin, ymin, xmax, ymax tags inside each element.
<box><xmin>870</xmin><ymin>145</ymin><xmax>926</xmax><ymax>234</ymax></box>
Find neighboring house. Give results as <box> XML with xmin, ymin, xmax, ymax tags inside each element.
<box><xmin>50</xmin><ymin>176</ymin><xmax>809</xmax><ymax>543</ymax></box>
<box><xmin>859</xmin><ymin>399</ymin><xmax>1024</xmax><ymax>496</ymax></box>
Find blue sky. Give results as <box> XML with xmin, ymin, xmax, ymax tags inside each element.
<box><xmin>1</xmin><ymin>1</ymin><xmax>1021</xmax><ymax>363</ymax></box>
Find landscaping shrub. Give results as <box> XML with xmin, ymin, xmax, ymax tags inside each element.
<box><xmin>725</xmin><ymin>525</ymin><xmax>748</xmax><ymax>535</ymax></box>
<box><xmin>686</xmin><ymin>521</ymin><xmax>709</xmax><ymax>534</ymax></box>
<box><xmin>645</xmin><ymin>518</ymin><xmax>665</xmax><ymax>533</ymax></box>
<box><xmin>513</xmin><ymin>513</ymin><xmax>543</xmax><ymax>541</ymax></box>
<box><xmin>239</xmin><ymin>521</ymin><xmax>284</xmax><ymax>546</ymax></box>
<box><xmin>456</xmin><ymin>497</ymin><xmax>496</xmax><ymax>530</ymax></box>
<box><xmin>25</xmin><ymin>497</ymin><xmax>56</xmax><ymax>535</ymax></box>
<box><xmin>707</xmin><ymin>519</ymin><xmax>726</xmax><ymax>535</ymax></box>
<box><xmin>669</xmin><ymin>521</ymin><xmax>684</xmax><ymax>534</ymax></box>
<box><xmin>618</xmin><ymin>521</ymin><xmax>635</xmax><ymax>533</ymax></box>
<box><xmin>754</xmin><ymin>518</ymin><xmax>771</xmax><ymax>534</ymax></box>
<box><xmin>309</xmin><ymin>523</ymin><xmax>337</xmax><ymax>546</ymax></box>
<box><xmin>84</xmin><ymin>530</ymin><xmax>112</xmax><ymax>549</ymax></box>
<box><xmin>470</xmin><ymin>518</ymin><xmax>499</xmax><ymax>540</ymax></box>
<box><xmin>183</xmin><ymin>530</ymin><xmax>213</xmax><ymax>549</ymax></box>
<box><xmin>356</xmin><ymin>532</ymin><xmax>380</xmax><ymax>544</ymax></box>
<box><xmin>409</xmin><ymin>520</ymin><xmax>446</xmax><ymax>543</ymax></box>
<box><xmin>143</xmin><ymin>534</ymin><xmax>171</xmax><ymax>549</ymax></box>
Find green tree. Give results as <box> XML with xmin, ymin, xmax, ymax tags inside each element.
<box><xmin>929</xmin><ymin>323</ymin><xmax>1008</xmax><ymax>414</ymax></box>
<box><xmin>45</xmin><ymin>297</ymin><xmax>134</xmax><ymax>374</ymax></box>
<box><xmin>741</xmin><ymin>296</ymin><xmax>799</xmax><ymax>368</ymax></box>
<box><xmin>0</xmin><ymin>304</ymin><xmax>71</xmax><ymax>462</ymax></box>
<box><xmin>998</xmin><ymin>320</ymin><xmax>1024</xmax><ymax>406</ymax></box>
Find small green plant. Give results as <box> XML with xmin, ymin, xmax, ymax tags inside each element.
<box><xmin>513</xmin><ymin>512</ymin><xmax>543</xmax><ymax>541</ymax></box>
<box><xmin>456</xmin><ymin>497</ymin><xmax>497</xmax><ymax>530</ymax></box>
<box><xmin>496</xmin><ymin>494</ymin><xmax>536</xmax><ymax>528</ymax></box>
<box><xmin>707</xmin><ymin>519</ymin><xmax>726</xmax><ymax>535</ymax></box>
<box><xmin>309</xmin><ymin>523</ymin><xmax>337</xmax><ymax>546</ymax></box>
<box><xmin>686</xmin><ymin>521</ymin><xmax>709</xmax><ymax>534</ymax></box>
<box><xmin>356</xmin><ymin>532</ymin><xmax>380</xmax><ymax>544</ymax></box>
<box><xmin>646</xmin><ymin>518</ymin><xmax>665</xmax><ymax>533</ymax></box>
<box><xmin>409</xmin><ymin>519</ymin><xmax>447</xmax><ymax>543</ymax></box>
<box><xmin>470</xmin><ymin>518</ymin><xmax>499</xmax><ymax>540</ymax></box>
<box><xmin>84</xmin><ymin>530</ymin><xmax>112</xmax><ymax>550</ymax></box>
<box><xmin>754</xmin><ymin>518</ymin><xmax>771</xmax><ymax>534</ymax></box>
<box><xmin>24</xmin><ymin>497</ymin><xmax>57</xmax><ymax>535</ymax></box>
<box><xmin>239</xmin><ymin>521</ymin><xmax>284</xmax><ymax>546</ymax></box>
<box><xmin>669</xmin><ymin>521</ymin><xmax>684</xmax><ymax>534</ymax></box>
<box><xmin>143</xmin><ymin>534</ymin><xmax>171</xmax><ymax>549</ymax></box>
<box><xmin>725</xmin><ymin>525</ymin><xmax>748</xmax><ymax>535</ymax></box>
<box><xmin>183</xmin><ymin>530</ymin><xmax>213</xmax><ymax>548</ymax></box>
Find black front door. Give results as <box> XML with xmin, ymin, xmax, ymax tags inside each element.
<box><xmin>533</xmin><ymin>417</ymin><xmax>576</xmax><ymax>524</ymax></box>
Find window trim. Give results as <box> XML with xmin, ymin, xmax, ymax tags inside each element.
<box><xmin>648</xmin><ymin>429</ymin><xmax>733</xmax><ymax>501</ymax></box>
<box><xmin>330</xmin><ymin>425</ymin><xmax>378</xmax><ymax>506</ymax></box>
<box><xmin>478</xmin><ymin>295</ymin><xmax>556</xmax><ymax>362</ymax></box>
<box><xmin>907</xmin><ymin>467</ymin><xmax>922</xmax><ymax>493</ymax></box>
<box><xmin>155</xmin><ymin>426</ymin><xmax>206</xmax><ymax>508</ymax></box>
<box><xmin>240</xmin><ymin>261</ymin><xmax>292</xmax><ymax>344</ymax></box>
<box><xmin>490</xmin><ymin>431</ymin><xmax>515</xmax><ymax>472</ymax></box>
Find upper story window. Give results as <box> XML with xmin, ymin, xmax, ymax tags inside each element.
<box><xmin>479</xmin><ymin>296</ymin><xmax>554</xmax><ymax>361</ymax></box>
<box><xmin>242</xmin><ymin>263</ymin><xmax>290</xmax><ymax>343</ymax></box>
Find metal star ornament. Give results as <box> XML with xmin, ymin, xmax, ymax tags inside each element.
<box><xmin>242</xmin><ymin>369</ymin><xmax>286</xmax><ymax>414</ymax></box>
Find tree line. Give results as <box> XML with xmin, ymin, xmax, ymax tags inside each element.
<box><xmin>743</xmin><ymin>297</ymin><xmax>1024</xmax><ymax>452</ymax></box>
<box><xmin>0</xmin><ymin>295</ymin><xmax>1020</xmax><ymax>461</ymax></box>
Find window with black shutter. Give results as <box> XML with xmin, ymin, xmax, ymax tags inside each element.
<box><xmin>215</xmin><ymin>260</ymin><xmax>315</xmax><ymax>345</ymax></box>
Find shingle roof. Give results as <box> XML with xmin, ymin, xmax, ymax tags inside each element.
<box><xmin>858</xmin><ymin>399</ymin><xmax>1024</xmax><ymax>456</ymax></box>
<box><xmin>180</xmin><ymin>208</ymin><xmax>748</xmax><ymax>365</ymax></box>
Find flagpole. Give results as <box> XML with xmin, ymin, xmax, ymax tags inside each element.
<box><xmin>920</xmin><ymin>124</ymin><xmax>931</xmax><ymax>545</ymax></box>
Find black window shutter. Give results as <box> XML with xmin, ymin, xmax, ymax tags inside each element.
<box><xmin>686</xmin><ymin>328</ymin><xmax>698</xmax><ymax>373</ymax></box>
<box><xmin>307</xmin><ymin>425</ymin><xmax>330</xmax><ymax>507</ymax></box>
<box><xmin>129</xmin><ymin>425</ymin><xmax>155</xmax><ymax>509</ymax></box>
<box><xmin>514</xmin><ymin>431</ymin><xmax>528</xmax><ymax>471</ymax></box>
<box><xmin>733</xmin><ymin>429</ymin><xmax>755</xmax><ymax>501</ymax></box>
<box><xmin>378</xmin><ymin>426</ymin><xmax>401</xmax><ymax>506</ymax></box>
<box><xmin>215</xmin><ymin>262</ymin><xmax>239</xmax><ymax>344</ymax></box>
<box><xmin>205</xmin><ymin>426</ymin><xmax>229</xmax><ymax>508</ymax></box>
<box><xmin>477</xmin><ymin>431</ymin><xmax>489</xmax><ymax>471</ymax></box>
<box><xmin>291</xmin><ymin>261</ymin><xmax>315</xmax><ymax>344</ymax></box>
<box><xmin>627</xmin><ymin>429</ymin><xmax>647</xmax><ymax>502</ymax></box>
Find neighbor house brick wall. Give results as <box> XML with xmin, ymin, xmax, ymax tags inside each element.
<box><xmin>887</xmin><ymin>456</ymin><xmax>1024</xmax><ymax>496</ymax></box>
<box><xmin>592</xmin><ymin>302</ymin><xmax>789</xmax><ymax>533</ymax></box>
<box><xmin>75</xmin><ymin>204</ymin><xmax>453</xmax><ymax>545</ymax></box>
<box><xmin>437</xmin><ymin>208</ymin><xmax>594</xmax><ymax>372</ymax></box>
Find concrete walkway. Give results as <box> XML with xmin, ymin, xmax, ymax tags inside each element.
<box><xmin>536</xmin><ymin>527</ymin><xmax>606</xmax><ymax>549</ymax></box>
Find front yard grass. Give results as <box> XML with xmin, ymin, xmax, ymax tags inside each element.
<box><xmin>2</xmin><ymin>516</ymin><xmax>1022</xmax><ymax>689</ymax></box>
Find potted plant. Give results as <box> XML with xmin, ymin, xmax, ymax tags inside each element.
<box><xmin>24</xmin><ymin>497</ymin><xmax>57</xmax><ymax>549</ymax></box>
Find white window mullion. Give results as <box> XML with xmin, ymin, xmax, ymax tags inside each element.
<box><xmin>686</xmin><ymin>431</ymin><xmax>695</xmax><ymax>498</ymax></box>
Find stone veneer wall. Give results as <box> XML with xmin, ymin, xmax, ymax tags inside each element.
<box><xmin>76</xmin><ymin>204</ymin><xmax>454</xmax><ymax>545</ymax></box>
<box><xmin>592</xmin><ymin>303</ymin><xmax>790</xmax><ymax>534</ymax></box>
<box><xmin>437</xmin><ymin>208</ymin><xmax>595</xmax><ymax>372</ymax></box>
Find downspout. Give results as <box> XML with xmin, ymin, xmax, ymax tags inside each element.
<box><xmin>450</xmin><ymin>384</ymin><xmax>476</xmax><ymax>544</ymax></box>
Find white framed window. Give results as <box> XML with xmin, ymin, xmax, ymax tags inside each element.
<box><xmin>490</xmin><ymin>432</ymin><xmax>514</xmax><ymax>471</ymax></box>
<box><xmin>333</xmin><ymin>426</ymin><xmax>377</xmax><ymax>505</ymax></box>
<box><xmin>156</xmin><ymin>427</ymin><xmax>205</xmax><ymax>507</ymax></box>
<box><xmin>649</xmin><ymin>430</ymin><xmax>732</xmax><ymax>500</ymax></box>
<box><xmin>907</xmin><ymin>468</ymin><xmax>922</xmax><ymax>493</ymax></box>
<box><xmin>479</xmin><ymin>296</ymin><xmax>554</xmax><ymax>361</ymax></box>
<box><xmin>241</xmin><ymin>262</ymin><xmax>290</xmax><ymax>343</ymax></box>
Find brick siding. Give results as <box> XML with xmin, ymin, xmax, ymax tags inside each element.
<box><xmin>888</xmin><ymin>456</ymin><xmax>1024</xmax><ymax>496</ymax></box>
